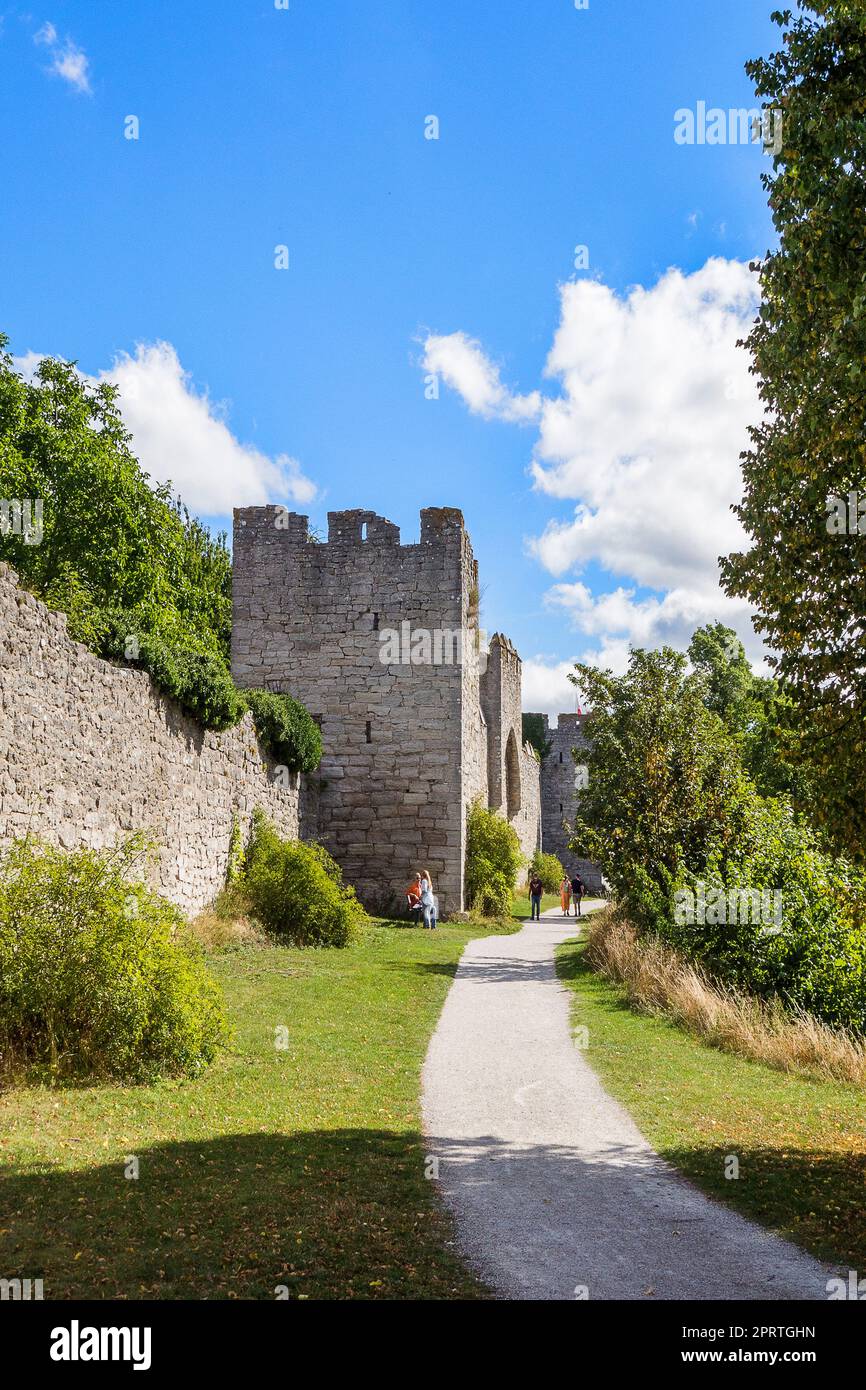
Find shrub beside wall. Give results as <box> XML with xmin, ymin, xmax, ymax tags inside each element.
<box><xmin>101</xmin><ymin>612</ymin><xmax>245</xmax><ymax>731</ymax></box>
<box><xmin>242</xmin><ymin>689</ymin><xmax>323</xmax><ymax>775</ymax></box>
<box><xmin>0</xmin><ymin>837</ymin><xmax>227</xmax><ymax>1083</ymax></box>
<box><xmin>528</xmin><ymin>850</ymin><xmax>565</xmax><ymax>893</ymax></box>
<box><xmin>465</xmin><ymin>800</ymin><xmax>523</xmax><ymax>916</ymax></box>
<box><xmin>244</xmin><ymin>810</ymin><xmax>367</xmax><ymax>947</ymax></box>
<box><xmin>101</xmin><ymin>613</ymin><xmax>323</xmax><ymax>770</ymax></box>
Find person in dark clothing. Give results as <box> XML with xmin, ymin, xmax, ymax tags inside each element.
<box><xmin>528</xmin><ymin>873</ymin><xmax>544</xmax><ymax>921</ymax></box>
<box><xmin>570</xmin><ymin>873</ymin><xmax>585</xmax><ymax>917</ymax></box>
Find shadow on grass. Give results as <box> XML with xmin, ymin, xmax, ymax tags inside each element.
<box><xmin>384</xmin><ymin>959</ymin><xmax>462</xmax><ymax>979</ymax></box>
<box><xmin>4</xmin><ymin>1126</ymin><xmax>848</xmax><ymax>1301</ymax></box>
<box><xmin>657</xmin><ymin>1142</ymin><xmax>866</xmax><ymax>1272</ymax></box>
<box><xmin>0</xmin><ymin>1129</ymin><xmax>485</xmax><ymax>1302</ymax></box>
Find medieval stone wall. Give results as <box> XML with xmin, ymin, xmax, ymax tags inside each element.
<box><xmin>232</xmin><ymin>507</ymin><xmax>543</xmax><ymax>915</ymax></box>
<box><xmin>0</xmin><ymin>562</ymin><xmax>306</xmax><ymax>917</ymax></box>
<box><xmin>458</xmin><ymin>533</ymin><xmax>488</xmax><ymax>870</ymax></box>
<box><xmin>515</xmin><ymin>742</ymin><xmax>542</xmax><ymax>864</ymax></box>
<box><xmin>232</xmin><ymin>506</ymin><xmax>481</xmax><ymax>914</ymax></box>
<box><xmin>532</xmin><ymin>711</ymin><xmax>605</xmax><ymax>892</ymax></box>
<box><xmin>0</xmin><ymin>504</ymin><xmax>547</xmax><ymax>924</ymax></box>
<box><xmin>480</xmin><ymin>633</ymin><xmax>541</xmax><ymax>865</ymax></box>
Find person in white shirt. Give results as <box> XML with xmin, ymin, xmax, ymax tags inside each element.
<box><xmin>419</xmin><ymin>869</ymin><xmax>437</xmax><ymax>929</ymax></box>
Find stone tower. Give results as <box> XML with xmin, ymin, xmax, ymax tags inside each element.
<box><xmin>529</xmin><ymin>711</ymin><xmax>604</xmax><ymax>892</ymax></box>
<box><xmin>231</xmin><ymin>505</ymin><xmax>487</xmax><ymax>915</ymax></box>
<box><xmin>480</xmin><ymin>634</ymin><xmax>541</xmax><ymax>863</ymax></box>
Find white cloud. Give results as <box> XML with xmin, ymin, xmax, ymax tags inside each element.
<box><xmin>421</xmin><ymin>331</ymin><xmax>542</xmax><ymax>423</ymax></box>
<box><xmin>529</xmin><ymin>260</ymin><xmax>759</xmax><ymax>587</ymax></box>
<box><xmin>13</xmin><ymin>342</ymin><xmax>318</xmax><ymax>516</ymax></box>
<box><xmin>521</xmin><ymin>657</ymin><xmax>583</xmax><ymax>718</ymax></box>
<box><xmin>52</xmin><ymin>43</ymin><xmax>90</xmax><ymax>93</ymax></box>
<box><xmin>11</xmin><ymin>350</ymin><xmax>45</xmax><ymax>381</ymax></box>
<box><xmin>545</xmin><ymin>578</ymin><xmax>766</xmax><ymax>667</ymax></box>
<box><xmin>34</xmin><ymin>20</ymin><xmax>91</xmax><ymax>94</ymax></box>
<box><xmin>99</xmin><ymin>343</ymin><xmax>317</xmax><ymax>514</ymax></box>
<box><xmin>427</xmin><ymin>257</ymin><xmax>766</xmax><ymax>669</ymax></box>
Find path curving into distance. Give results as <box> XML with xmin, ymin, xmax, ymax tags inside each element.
<box><xmin>421</xmin><ymin>906</ymin><xmax>834</xmax><ymax>1301</ymax></box>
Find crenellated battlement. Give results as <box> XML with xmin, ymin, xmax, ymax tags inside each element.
<box><xmin>233</xmin><ymin>505</ymin><xmax>466</xmax><ymax>553</ymax></box>
<box><xmin>487</xmin><ymin>632</ymin><xmax>521</xmax><ymax>665</ymax></box>
<box><xmin>327</xmin><ymin>510</ymin><xmax>400</xmax><ymax>545</ymax></box>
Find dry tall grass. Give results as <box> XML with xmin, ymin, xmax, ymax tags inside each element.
<box><xmin>583</xmin><ymin>906</ymin><xmax>866</xmax><ymax>1086</ymax></box>
<box><xmin>190</xmin><ymin>885</ymin><xmax>268</xmax><ymax>950</ymax></box>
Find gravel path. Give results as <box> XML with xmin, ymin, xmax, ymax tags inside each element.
<box><xmin>421</xmin><ymin>906</ymin><xmax>834</xmax><ymax>1301</ymax></box>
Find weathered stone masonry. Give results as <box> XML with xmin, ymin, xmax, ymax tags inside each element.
<box><xmin>0</xmin><ymin>562</ymin><xmax>308</xmax><ymax>917</ymax></box>
<box><xmin>526</xmin><ymin>711</ymin><xmax>604</xmax><ymax>893</ymax></box>
<box><xmin>481</xmin><ymin>633</ymin><xmax>542</xmax><ymax>867</ymax></box>
<box><xmin>232</xmin><ymin>506</ymin><xmax>542</xmax><ymax>914</ymax></box>
<box><xmin>0</xmin><ymin>505</ymin><xmax>561</xmax><ymax>920</ymax></box>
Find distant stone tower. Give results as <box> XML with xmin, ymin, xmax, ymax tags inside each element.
<box><xmin>529</xmin><ymin>711</ymin><xmax>604</xmax><ymax>892</ymax></box>
<box><xmin>232</xmin><ymin>505</ymin><xmax>501</xmax><ymax>914</ymax></box>
<box><xmin>480</xmin><ymin>634</ymin><xmax>541</xmax><ymax>863</ymax></box>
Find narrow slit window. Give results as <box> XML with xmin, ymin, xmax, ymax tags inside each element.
<box><xmin>559</xmin><ymin>751</ymin><xmax>563</xmax><ymax>763</ymax></box>
<box><xmin>373</xmin><ymin>613</ymin><xmax>379</xmax><ymax>630</ymax></box>
<box><xmin>365</xmin><ymin>720</ymin><xmax>372</xmax><ymax>743</ymax></box>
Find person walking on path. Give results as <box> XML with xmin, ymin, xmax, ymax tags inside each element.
<box><xmin>559</xmin><ymin>874</ymin><xmax>572</xmax><ymax>916</ymax></box>
<box><xmin>570</xmin><ymin>871</ymin><xmax>585</xmax><ymax>917</ymax></box>
<box><xmin>528</xmin><ymin>872</ymin><xmax>544</xmax><ymax>921</ymax></box>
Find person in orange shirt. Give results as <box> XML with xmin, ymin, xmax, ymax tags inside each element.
<box><xmin>407</xmin><ymin>873</ymin><xmax>423</xmax><ymax>925</ymax></box>
<box><xmin>560</xmin><ymin>875</ymin><xmax>572</xmax><ymax>916</ymax></box>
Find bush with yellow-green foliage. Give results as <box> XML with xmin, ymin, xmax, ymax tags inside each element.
<box><xmin>0</xmin><ymin>836</ymin><xmax>227</xmax><ymax>1083</ymax></box>
<box><xmin>244</xmin><ymin>810</ymin><xmax>367</xmax><ymax>948</ymax></box>
<box><xmin>527</xmin><ymin>850</ymin><xmax>565</xmax><ymax>894</ymax></box>
<box><xmin>465</xmin><ymin>800</ymin><xmax>523</xmax><ymax>916</ymax></box>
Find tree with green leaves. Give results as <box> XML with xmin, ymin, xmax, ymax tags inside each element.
<box><xmin>0</xmin><ymin>338</ymin><xmax>232</xmax><ymax>654</ymax></box>
<box><xmin>687</xmin><ymin>623</ymin><xmax>808</xmax><ymax>800</ymax></box>
<box><xmin>569</xmin><ymin>648</ymin><xmax>754</xmax><ymax>929</ymax></box>
<box><xmin>465</xmin><ymin>800</ymin><xmax>523</xmax><ymax>916</ymax></box>
<box><xmin>521</xmin><ymin>712</ymin><xmax>551</xmax><ymax>762</ymax></box>
<box><xmin>0</xmin><ymin>339</ymin><xmax>321</xmax><ymax>768</ymax></box>
<box><xmin>568</xmin><ymin>645</ymin><xmax>866</xmax><ymax>1030</ymax></box>
<box><xmin>720</xmin><ymin>2</ymin><xmax>866</xmax><ymax>857</ymax></box>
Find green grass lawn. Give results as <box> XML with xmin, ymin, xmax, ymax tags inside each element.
<box><xmin>0</xmin><ymin>918</ymin><xmax>516</xmax><ymax>1301</ymax></box>
<box><xmin>557</xmin><ymin>936</ymin><xmax>866</xmax><ymax>1271</ymax></box>
<box><xmin>511</xmin><ymin>891</ymin><xmax>563</xmax><ymax>918</ymax></box>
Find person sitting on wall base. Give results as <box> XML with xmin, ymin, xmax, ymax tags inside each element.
<box><xmin>407</xmin><ymin>873</ymin><xmax>423</xmax><ymax>926</ymax></box>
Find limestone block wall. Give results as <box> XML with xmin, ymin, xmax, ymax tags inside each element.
<box><xmin>532</xmin><ymin>712</ymin><xmax>604</xmax><ymax>891</ymax></box>
<box><xmin>515</xmin><ymin>742</ymin><xmax>542</xmax><ymax>864</ymax></box>
<box><xmin>232</xmin><ymin>506</ymin><xmax>477</xmax><ymax>915</ymax></box>
<box><xmin>0</xmin><ymin>563</ymin><xmax>306</xmax><ymax>917</ymax></box>
<box><xmin>481</xmin><ymin>632</ymin><xmax>541</xmax><ymax>868</ymax></box>
<box><xmin>459</xmin><ymin>544</ymin><xmax>489</xmax><ymax>884</ymax></box>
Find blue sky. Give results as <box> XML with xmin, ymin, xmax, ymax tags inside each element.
<box><xmin>1</xmin><ymin>1</ymin><xmax>779</xmax><ymax>712</ymax></box>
